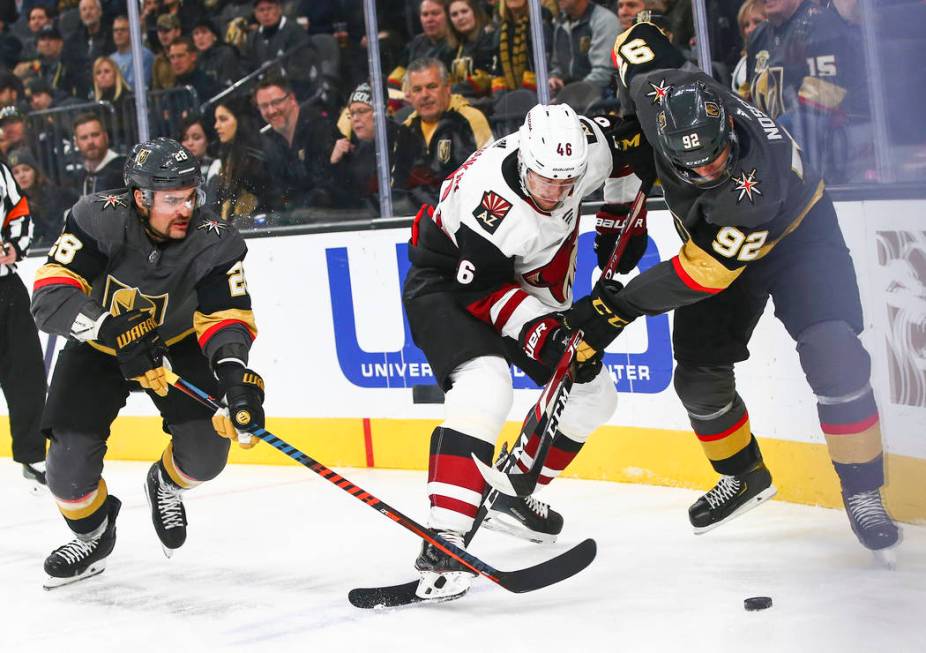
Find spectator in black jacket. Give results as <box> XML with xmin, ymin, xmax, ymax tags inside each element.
<box><xmin>34</xmin><ymin>24</ymin><xmax>91</xmax><ymax>100</ymax></box>
<box><xmin>65</xmin><ymin>0</ymin><xmax>114</xmax><ymax>66</ymax></box>
<box><xmin>243</xmin><ymin>0</ymin><xmax>318</xmax><ymax>100</ymax></box>
<box><xmin>255</xmin><ymin>76</ymin><xmax>336</xmax><ymax>209</ymax></box>
<box><xmin>168</xmin><ymin>37</ymin><xmax>222</xmax><ymax>107</ymax></box>
<box><xmin>68</xmin><ymin>112</ymin><xmax>126</xmax><ymax>195</ymax></box>
<box><xmin>7</xmin><ymin>148</ymin><xmax>77</xmax><ymax>247</ymax></box>
<box><xmin>192</xmin><ymin>17</ymin><xmax>240</xmax><ymax>88</ymax></box>
<box><xmin>210</xmin><ymin>96</ymin><xmax>273</xmax><ymax>221</ymax></box>
<box><xmin>392</xmin><ymin>57</ymin><xmax>492</xmax><ymax>205</ymax></box>
<box><xmin>387</xmin><ymin>0</ymin><xmax>450</xmax><ymax>106</ymax></box>
<box><xmin>445</xmin><ymin>0</ymin><xmax>495</xmax><ymax>98</ymax></box>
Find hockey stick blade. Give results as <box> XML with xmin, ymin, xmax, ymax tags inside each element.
<box><xmin>348</xmin><ymin>581</ymin><xmax>427</xmax><ymax>609</ymax></box>
<box><xmin>164</xmin><ymin>370</ymin><xmax>597</xmax><ymax>600</ymax></box>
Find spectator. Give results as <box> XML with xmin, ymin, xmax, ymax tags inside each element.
<box><xmin>328</xmin><ymin>81</ymin><xmax>399</xmax><ymax>211</ymax></box>
<box><xmin>17</xmin><ymin>6</ymin><xmax>53</xmax><ymax>62</ymax></box>
<box><xmin>26</xmin><ymin>78</ymin><xmax>55</xmax><ymax>111</ymax></box>
<box><xmin>387</xmin><ymin>0</ymin><xmax>450</xmax><ymax>104</ymax></box>
<box><xmin>444</xmin><ymin>0</ymin><xmax>495</xmax><ymax>98</ymax></box>
<box><xmin>392</xmin><ymin>57</ymin><xmax>493</xmax><ymax>205</ymax></box>
<box><xmin>211</xmin><ymin>96</ymin><xmax>274</xmax><ymax>221</ymax></box>
<box><xmin>109</xmin><ymin>14</ymin><xmax>155</xmax><ymax>90</ymax></box>
<box><xmin>0</xmin><ymin>106</ymin><xmax>31</xmax><ymax>159</ymax></box>
<box><xmin>0</xmin><ymin>74</ymin><xmax>26</xmax><ymax>113</ymax></box>
<box><xmin>192</xmin><ymin>17</ymin><xmax>240</xmax><ymax>88</ymax></box>
<box><xmin>548</xmin><ymin>0</ymin><xmax>621</xmax><ymax>94</ymax></box>
<box><xmin>167</xmin><ymin>37</ymin><xmax>222</xmax><ymax>104</ymax></box>
<box><xmin>161</xmin><ymin>0</ymin><xmax>201</xmax><ymax>34</ymax></box>
<box><xmin>0</xmin><ymin>12</ymin><xmax>22</xmax><ymax>69</ymax></box>
<box><xmin>66</xmin><ymin>0</ymin><xmax>114</xmax><ymax>65</ymax></box>
<box><xmin>242</xmin><ymin>0</ymin><xmax>318</xmax><ymax>100</ymax></box>
<box><xmin>152</xmin><ymin>13</ymin><xmax>182</xmax><ymax>90</ymax></box>
<box><xmin>179</xmin><ymin>115</ymin><xmax>215</xmax><ymax>180</ymax></box>
<box><xmin>746</xmin><ymin>0</ymin><xmax>870</xmax><ymax>181</ymax></box>
<box><xmin>491</xmin><ymin>0</ymin><xmax>553</xmax><ymax>96</ymax></box>
<box><xmin>92</xmin><ymin>56</ymin><xmax>134</xmax><ymax>144</ymax></box>
<box><xmin>34</xmin><ymin>24</ymin><xmax>91</xmax><ymax>99</ymax></box>
<box><xmin>68</xmin><ymin>113</ymin><xmax>126</xmax><ymax>195</ymax></box>
<box><xmin>255</xmin><ymin>76</ymin><xmax>336</xmax><ymax>209</ymax></box>
<box><xmin>731</xmin><ymin>0</ymin><xmax>766</xmax><ymax>98</ymax></box>
<box><xmin>7</xmin><ymin>148</ymin><xmax>77</xmax><ymax>248</ymax></box>
<box><xmin>615</xmin><ymin>0</ymin><xmax>645</xmax><ymax>30</ymax></box>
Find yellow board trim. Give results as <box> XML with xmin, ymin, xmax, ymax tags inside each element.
<box><xmin>6</xmin><ymin>417</ymin><xmax>923</xmax><ymax>523</ymax></box>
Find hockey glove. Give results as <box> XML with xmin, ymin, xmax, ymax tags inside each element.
<box><xmin>594</xmin><ymin>202</ymin><xmax>648</xmax><ymax>274</ymax></box>
<box><xmin>564</xmin><ymin>280</ymin><xmax>633</xmax><ymax>352</ymax></box>
<box><xmin>212</xmin><ymin>363</ymin><xmax>265</xmax><ymax>449</ymax></box>
<box><xmin>98</xmin><ymin>310</ymin><xmax>170</xmax><ymax>396</ymax></box>
<box><xmin>518</xmin><ymin>313</ymin><xmax>602</xmax><ymax>384</ymax></box>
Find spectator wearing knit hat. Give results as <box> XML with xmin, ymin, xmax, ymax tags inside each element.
<box><xmin>192</xmin><ymin>17</ymin><xmax>241</xmax><ymax>88</ymax></box>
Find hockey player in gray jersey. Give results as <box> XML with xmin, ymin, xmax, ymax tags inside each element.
<box><xmin>403</xmin><ymin>104</ymin><xmax>654</xmax><ymax>600</ymax></box>
<box><xmin>569</xmin><ymin>23</ymin><xmax>898</xmax><ymax>559</ymax></box>
<box><xmin>32</xmin><ymin>138</ymin><xmax>266</xmax><ymax>588</ymax></box>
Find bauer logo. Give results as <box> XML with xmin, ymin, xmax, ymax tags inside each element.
<box><xmin>326</xmin><ymin>232</ymin><xmax>672</xmax><ymax>393</ymax></box>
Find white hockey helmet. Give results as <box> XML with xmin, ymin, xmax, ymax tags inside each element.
<box><xmin>518</xmin><ymin>104</ymin><xmax>588</xmax><ymax>209</ymax></box>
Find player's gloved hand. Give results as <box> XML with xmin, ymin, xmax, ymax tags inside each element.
<box><xmin>212</xmin><ymin>363</ymin><xmax>265</xmax><ymax>449</ymax></box>
<box><xmin>518</xmin><ymin>313</ymin><xmax>602</xmax><ymax>383</ymax></box>
<box><xmin>594</xmin><ymin>202</ymin><xmax>648</xmax><ymax>273</ymax></box>
<box><xmin>564</xmin><ymin>280</ymin><xmax>632</xmax><ymax>352</ymax></box>
<box><xmin>98</xmin><ymin>309</ymin><xmax>170</xmax><ymax>396</ymax></box>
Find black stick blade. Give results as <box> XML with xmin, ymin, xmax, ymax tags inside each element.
<box><xmin>497</xmin><ymin>538</ymin><xmax>597</xmax><ymax>593</ymax></box>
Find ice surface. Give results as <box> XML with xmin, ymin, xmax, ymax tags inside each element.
<box><xmin>1</xmin><ymin>461</ymin><xmax>923</xmax><ymax>652</ymax></box>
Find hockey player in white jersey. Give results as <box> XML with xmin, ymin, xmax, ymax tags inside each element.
<box><xmin>402</xmin><ymin>104</ymin><xmax>653</xmax><ymax>600</ymax></box>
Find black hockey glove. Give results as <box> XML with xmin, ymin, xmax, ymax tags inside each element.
<box><xmin>564</xmin><ymin>280</ymin><xmax>633</xmax><ymax>352</ymax></box>
<box><xmin>98</xmin><ymin>309</ymin><xmax>170</xmax><ymax>396</ymax></box>
<box><xmin>594</xmin><ymin>202</ymin><xmax>648</xmax><ymax>274</ymax></box>
<box><xmin>212</xmin><ymin>363</ymin><xmax>265</xmax><ymax>449</ymax></box>
<box><xmin>519</xmin><ymin>313</ymin><xmax>602</xmax><ymax>384</ymax></box>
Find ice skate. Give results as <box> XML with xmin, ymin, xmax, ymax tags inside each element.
<box><xmin>842</xmin><ymin>487</ymin><xmax>900</xmax><ymax>568</ymax></box>
<box><xmin>44</xmin><ymin>496</ymin><xmax>122</xmax><ymax>590</ymax></box>
<box><xmin>689</xmin><ymin>462</ymin><xmax>777</xmax><ymax>534</ymax></box>
<box><xmin>22</xmin><ymin>461</ymin><xmax>47</xmax><ymax>496</ymax></box>
<box><xmin>484</xmin><ymin>493</ymin><xmax>564</xmax><ymax>544</ymax></box>
<box><xmin>144</xmin><ymin>463</ymin><xmax>187</xmax><ymax>558</ymax></box>
<box><xmin>414</xmin><ymin>530</ymin><xmax>474</xmax><ymax>601</ymax></box>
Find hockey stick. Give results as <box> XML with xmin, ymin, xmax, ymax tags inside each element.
<box><xmin>163</xmin><ymin>369</ymin><xmax>597</xmax><ymax>596</ymax></box>
<box><xmin>472</xmin><ymin>186</ymin><xmax>651</xmax><ymax>498</ymax></box>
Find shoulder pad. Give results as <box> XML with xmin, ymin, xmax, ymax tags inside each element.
<box><xmin>70</xmin><ymin>190</ymin><xmax>132</xmax><ymax>243</ymax></box>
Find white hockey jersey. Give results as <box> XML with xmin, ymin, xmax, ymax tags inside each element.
<box><xmin>407</xmin><ymin>114</ymin><xmax>642</xmax><ymax>342</ymax></box>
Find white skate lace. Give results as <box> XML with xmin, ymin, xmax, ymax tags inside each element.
<box><xmin>436</xmin><ymin>530</ymin><xmax>465</xmax><ymax>548</ymax></box>
<box><xmin>846</xmin><ymin>489</ymin><xmax>891</xmax><ymax>529</ymax></box>
<box><xmin>54</xmin><ymin>538</ymin><xmax>97</xmax><ymax>564</ymax></box>
<box><xmin>705</xmin><ymin>476</ymin><xmax>741</xmax><ymax>510</ymax></box>
<box><xmin>524</xmin><ymin>495</ymin><xmax>549</xmax><ymax>518</ymax></box>
<box><xmin>157</xmin><ymin>484</ymin><xmax>185</xmax><ymax>529</ymax></box>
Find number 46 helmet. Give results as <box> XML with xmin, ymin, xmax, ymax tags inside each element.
<box><xmin>518</xmin><ymin>104</ymin><xmax>589</xmax><ymax>209</ymax></box>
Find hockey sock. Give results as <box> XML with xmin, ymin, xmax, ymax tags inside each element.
<box><xmin>817</xmin><ymin>385</ymin><xmax>883</xmax><ymax>471</ymax></box>
<box><xmin>54</xmin><ymin>479</ymin><xmax>111</xmax><ymax>537</ymax></box>
<box><xmin>160</xmin><ymin>442</ymin><xmax>202</xmax><ymax>490</ymax></box>
<box><xmin>516</xmin><ymin>430</ymin><xmax>585</xmax><ymax>487</ymax></box>
<box><xmin>688</xmin><ymin>395</ymin><xmax>762</xmax><ymax>476</ymax></box>
<box><xmin>426</xmin><ymin>427</ymin><xmax>493</xmax><ymax>532</ymax></box>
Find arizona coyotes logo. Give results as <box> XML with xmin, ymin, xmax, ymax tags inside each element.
<box><xmin>102</xmin><ymin>276</ymin><xmax>169</xmax><ymax>325</ymax></box>
<box><xmin>731</xmin><ymin>168</ymin><xmax>763</xmax><ymax>203</ymax></box>
<box><xmin>646</xmin><ymin>79</ymin><xmax>671</xmax><ymax>105</ymax></box>
<box><xmin>472</xmin><ymin>191</ymin><xmax>512</xmax><ymax>235</ymax></box>
<box><xmin>94</xmin><ymin>192</ymin><xmax>128</xmax><ymax>210</ymax></box>
<box><xmin>522</xmin><ymin>222</ymin><xmax>580</xmax><ymax>303</ymax></box>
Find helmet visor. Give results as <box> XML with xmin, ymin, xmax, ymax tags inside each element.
<box><xmin>526</xmin><ymin>169</ymin><xmax>577</xmax><ymax>210</ymax></box>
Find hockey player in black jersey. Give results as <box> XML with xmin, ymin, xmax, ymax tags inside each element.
<box><xmin>403</xmin><ymin>103</ymin><xmax>651</xmax><ymax>600</ymax></box>
<box><xmin>569</xmin><ymin>23</ymin><xmax>898</xmax><ymax>560</ymax></box>
<box><xmin>32</xmin><ymin>138</ymin><xmax>266</xmax><ymax>588</ymax></box>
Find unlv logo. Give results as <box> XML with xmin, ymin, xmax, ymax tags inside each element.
<box><xmin>472</xmin><ymin>191</ymin><xmax>512</xmax><ymax>235</ymax></box>
<box><xmin>522</xmin><ymin>222</ymin><xmax>580</xmax><ymax>303</ymax></box>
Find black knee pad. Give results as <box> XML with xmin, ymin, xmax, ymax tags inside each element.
<box><xmin>796</xmin><ymin>321</ymin><xmax>871</xmax><ymax>399</ymax></box>
<box><xmin>673</xmin><ymin>364</ymin><xmax>736</xmax><ymax>417</ymax></box>
<box><xmin>46</xmin><ymin>430</ymin><xmax>106</xmax><ymax>499</ymax></box>
<box><xmin>168</xmin><ymin>421</ymin><xmax>231</xmax><ymax>482</ymax></box>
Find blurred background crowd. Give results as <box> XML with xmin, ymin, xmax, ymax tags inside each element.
<box><xmin>0</xmin><ymin>0</ymin><xmax>921</xmax><ymax>242</ymax></box>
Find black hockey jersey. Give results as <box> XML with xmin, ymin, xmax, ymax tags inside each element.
<box><xmin>32</xmin><ymin>191</ymin><xmax>257</xmax><ymax>365</ymax></box>
<box><xmin>745</xmin><ymin>2</ymin><xmax>868</xmax><ymax>120</ymax></box>
<box><xmin>609</xmin><ymin>23</ymin><xmax>825</xmax><ymax>318</ymax></box>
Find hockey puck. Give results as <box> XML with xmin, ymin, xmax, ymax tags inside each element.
<box><xmin>744</xmin><ymin>596</ymin><xmax>773</xmax><ymax>611</ymax></box>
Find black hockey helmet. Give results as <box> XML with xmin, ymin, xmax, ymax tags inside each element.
<box><xmin>655</xmin><ymin>82</ymin><xmax>736</xmax><ymax>188</ymax></box>
<box><xmin>124</xmin><ymin>137</ymin><xmax>202</xmax><ymax>192</ymax></box>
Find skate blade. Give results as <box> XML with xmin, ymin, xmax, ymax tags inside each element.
<box><xmin>415</xmin><ymin>571</ymin><xmax>472</xmax><ymax>600</ymax></box>
<box><xmin>693</xmin><ymin>485</ymin><xmax>778</xmax><ymax>535</ymax></box>
<box><xmin>871</xmin><ymin>547</ymin><xmax>897</xmax><ymax>570</ymax></box>
<box><xmin>43</xmin><ymin>561</ymin><xmax>107</xmax><ymax>590</ymax></box>
<box><xmin>161</xmin><ymin>544</ymin><xmax>176</xmax><ymax>559</ymax></box>
<box><xmin>483</xmin><ymin>513</ymin><xmax>558</xmax><ymax>544</ymax></box>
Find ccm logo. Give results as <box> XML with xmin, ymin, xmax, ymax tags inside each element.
<box><xmin>525</xmin><ymin>322</ymin><xmax>547</xmax><ymax>358</ymax></box>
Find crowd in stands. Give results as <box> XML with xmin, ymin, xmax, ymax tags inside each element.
<box><xmin>0</xmin><ymin>0</ymin><xmax>921</xmax><ymax>241</ymax></box>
